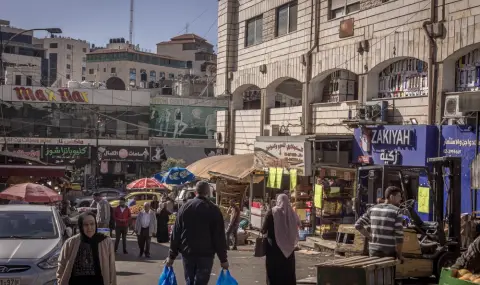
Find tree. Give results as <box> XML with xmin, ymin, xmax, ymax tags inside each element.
<box><xmin>161</xmin><ymin>157</ymin><xmax>187</xmax><ymax>172</ymax></box>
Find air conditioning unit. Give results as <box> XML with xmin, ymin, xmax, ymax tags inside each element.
<box><xmin>444</xmin><ymin>95</ymin><xmax>463</xmax><ymax>118</ymax></box>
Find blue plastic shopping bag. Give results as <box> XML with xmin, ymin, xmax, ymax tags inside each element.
<box><xmin>216</xmin><ymin>269</ymin><xmax>238</xmax><ymax>285</ymax></box>
<box><xmin>158</xmin><ymin>266</ymin><xmax>177</xmax><ymax>285</ymax></box>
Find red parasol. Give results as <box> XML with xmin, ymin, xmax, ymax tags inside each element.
<box><xmin>0</xmin><ymin>183</ymin><xmax>62</xmax><ymax>203</ymax></box>
<box><xmin>126</xmin><ymin>178</ymin><xmax>167</xmax><ymax>190</ymax></box>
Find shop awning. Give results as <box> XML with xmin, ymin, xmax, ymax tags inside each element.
<box><xmin>0</xmin><ymin>165</ymin><xmax>66</xmax><ymax>177</ymax></box>
<box><xmin>187</xmin><ymin>154</ymin><xmax>262</xmax><ymax>182</ymax></box>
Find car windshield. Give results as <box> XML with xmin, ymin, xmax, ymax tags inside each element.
<box><xmin>0</xmin><ymin>211</ymin><xmax>58</xmax><ymax>239</ymax></box>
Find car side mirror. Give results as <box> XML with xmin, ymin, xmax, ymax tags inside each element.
<box><xmin>65</xmin><ymin>227</ymin><xmax>73</xmax><ymax>238</ymax></box>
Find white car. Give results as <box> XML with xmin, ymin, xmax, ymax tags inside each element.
<box><xmin>0</xmin><ymin>204</ymin><xmax>72</xmax><ymax>285</ymax></box>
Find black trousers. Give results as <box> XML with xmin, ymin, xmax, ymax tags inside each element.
<box><xmin>115</xmin><ymin>225</ymin><xmax>128</xmax><ymax>252</ymax></box>
<box><xmin>137</xmin><ymin>227</ymin><xmax>151</xmax><ymax>255</ymax></box>
<box><xmin>226</xmin><ymin>224</ymin><xmax>238</xmax><ymax>249</ymax></box>
<box><xmin>182</xmin><ymin>256</ymin><xmax>214</xmax><ymax>285</ymax></box>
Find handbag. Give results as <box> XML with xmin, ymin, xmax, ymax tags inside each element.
<box><xmin>254</xmin><ymin>235</ymin><xmax>267</xmax><ymax>257</ymax></box>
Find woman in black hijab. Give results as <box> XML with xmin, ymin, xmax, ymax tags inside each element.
<box><xmin>57</xmin><ymin>211</ymin><xmax>116</xmax><ymax>285</ymax></box>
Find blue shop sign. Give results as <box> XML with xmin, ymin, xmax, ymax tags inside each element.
<box><xmin>441</xmin><ymin>125</ymin><xmax>480</xmax><ymax>212</ymax></box>
<box><xmin>353</xmin><ymin>125</ymin><xmax>438</xmax><ymax>167</ymax></box>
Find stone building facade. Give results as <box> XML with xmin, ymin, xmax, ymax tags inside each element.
<box><xmin>215</xmin><ymin>0</ymin><xmax>480</xmax><ymax>154</ymax></box>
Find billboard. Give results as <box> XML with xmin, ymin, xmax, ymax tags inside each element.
<box><xmin>149</xmin><ymin>97</ymin><xmax>227</xmax><ymax>139</ymax></box>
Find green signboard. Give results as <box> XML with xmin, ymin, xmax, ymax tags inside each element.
<box><xmin>150</xmin><ymin>104</ymin><xmax>226</xmax><ymax>139</ymax></box>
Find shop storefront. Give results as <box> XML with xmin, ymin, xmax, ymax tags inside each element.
<box><xmin>442</xmin><ymin>125</ymin><xmax>480</xmax><ymax>213</ymax></box>
<box><xmin>253</xmin><ymin>136</ymin><xmax>312</xmax><ymax>232</ymax></box>
<box><xmin>97</xmin><ymin>146</ymin><xmax>156</xmax><ymax>188</ymax></box>
<box><xmin>352</xmin><ymin>125</ymin><xmax>438</xmax><ymax>221</ymax></box>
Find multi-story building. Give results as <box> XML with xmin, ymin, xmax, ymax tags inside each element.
<box><xmin>215</xmin><ymin>0</ymin><xmax>480</xmax><ymax>213</ymax></box>
<box><xmin>156</xmin><ymin>34</ymin><xmax>217</xmax><ymax>77</ymax></box>
<box><xmin>34</xmin><ymin>35</ymin><xmax>89</xmax><ymax>87</ymax></box>
<box><xmin>0</xmin><ymin>22</ymin><xmax>47</xmax><ymax>86</ymax></box>
<box><xmin>85</xmin><ymin>38</ymin><xmax>191</xmax><ymax>91</ymax></box>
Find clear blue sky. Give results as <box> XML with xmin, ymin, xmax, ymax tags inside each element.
<box><xmin>1</xmin><ymin>0</ymin><xmax>218</xmax><ymax>52</ymax></box>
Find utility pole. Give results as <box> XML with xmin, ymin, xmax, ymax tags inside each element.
<box><xmin>129</xmin><ymin>0</ymin><xmax>134</xmax><ymax>44</ymax></box>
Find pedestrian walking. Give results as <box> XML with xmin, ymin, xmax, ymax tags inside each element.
<box><xmin>114</xmin><ymin>197</ymin><xmax>131</xmax><ymax>254</ymax></box>
<box><xmin>226</xmin><ymin>199</ymin><xmax>240</xmax><ymax>250</ymax></box>
<box><xmin>156</xmin><ymin>201</ymin><xmax>171</xmax><ymax>243</ymax></box>
<box><xmin>92</xmin><ymin>193</ymin><xmax>110</xmax><ymax>229</ymax></box>
<box><xmin>261</xmin><ymin>194</ymin><xmax>300</xmax><ymax>285</ymax></box>
<box><xmin>355</xmin><ymin>186</ymin><xmax>404</xmax><ymax>261</ymax></box>
<box><xmin>135</xmin><ymin>202</ymin><xmax>157</xmax><ymax>258</ymax></box>
<box><xmin>150</xmin><ymin>195</ymin><xmax>160</xmax><ymax>211</ymax></box>
<box><xmin>166</xmin><ymin>181</ymin><xmax>229</xmax><ymax>285</ymax></box>
<box><xmin>57</xmin><ymin>212</ymin><xmax>116</xmax><ymax>285</ymax></box>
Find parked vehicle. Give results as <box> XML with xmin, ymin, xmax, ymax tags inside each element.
<box><xmin>73</xmin><ymin>188</ymin><xmax>125</xmax><ymax>207</ymax></box>
<box><xmin>109</xmin><ymin>191</ymin><xmax>168</xmax><ymax>208</ymax></box>
<box><xmin>175</xmin><ymin>184</ymin><xmax>216</xmax><ymax>208</ymax></box>
<box><xmin>0</xmin><ymin>204</ymin><xmax>72</xmax><ymax>285</ymax></box>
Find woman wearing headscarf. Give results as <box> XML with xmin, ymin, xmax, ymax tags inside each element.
<box><xmin>57</xmin><ymin>212</ymin><xmax>116</xmax><ymax>285</ymax></box>
<box><xmin>156</xmin><ymin>200</ymin><xmax>171</xmax><ymax>243</ymax></box>
<box><xmin>261</xmin><ymin>194</ymin><xmax>300</xmax><ymax>285</ymax></box>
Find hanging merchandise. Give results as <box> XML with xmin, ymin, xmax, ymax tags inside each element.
<box><xmin>114</xmin><ymin>162</ymin><xmax>122</xmax><ymax>174</ymax></box>
<box><xmin>267</xmin><ymin>167</ymin><xmax>277</xmax><ymax>188</ymax></box>
<box><xmin>274</xmin><ymin>167</ymin><xmax>283</xmax><ymax>189</ymax></box>
<box><xmin>314</xmin><ymin>184</ymin><xmax>323</xmax><ymax>208</ymax></box>
<box><xmin>100</xmin><ymin>161</ymin><xmax>109</xmax><ymax>174</ymax></box>
<box><xmin>417</xmin><ymin>186</ymin><xmax>430</xmax><ymax>214</ymax></box>
<box><xmin>290</xmin><ymin>169</ymin><xmax>298</xmax><ymax>191</ymax></box>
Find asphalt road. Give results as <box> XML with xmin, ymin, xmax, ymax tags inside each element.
<box><xmin>114</xmin><ymin>237</ymin><xmax>330</xmax><ymax>285</ymax></box>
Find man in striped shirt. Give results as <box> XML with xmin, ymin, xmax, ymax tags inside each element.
<box><xmin>355</xmin><ymin>186</ymin><xmax>404</xmax><ymax>261</ymax></box>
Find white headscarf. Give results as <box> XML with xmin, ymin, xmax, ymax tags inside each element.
<box><xmin>272</xmin><ymin>194</ymin><xmax>300</xmax><ymax>258</ymax></box>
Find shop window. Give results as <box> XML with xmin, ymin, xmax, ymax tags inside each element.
<box><xmin>378</xmin><ymin>58</ymin><xmax>428</xmax><ymax>98</ymax></box>
<box><xmin>245</xmin><ymin>15</ymin><xmax>263</xmax><ymax>47</ymax></box>
<box><xmin>276</xmin><ymin>1</ymin><xmax>297</xmax><ymax>37</ymax></box>
<box><xmin>455</xmin><ymin>47</ymin><xmax>480</xmax><ymax>92</ymax></box>
<box><xmin>15</xmin><ymin>75</ymin><xmax>21</xmax><ymax>85</ymax></box>
<box><xmin>329</xmin><ymin>0</ymin><xmax>360</xmax><ymax>20</ymax></box>
<box><xmin>314</xmin><ymin>140</ymin><xmax>352</xmax><ymax>165</ymax></box>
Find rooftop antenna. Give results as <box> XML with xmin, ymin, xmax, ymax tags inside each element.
<box><xmin>129</xmin><ymin>0</ymin><xmax>134</xmax><ymax>44</ymax></box>
<box><xmin>185</xmin><ymin>23</ymin><xmax>189</xmax><ymax>33</ymax></box>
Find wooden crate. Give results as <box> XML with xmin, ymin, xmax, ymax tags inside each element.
<box><xmin>316</xmin><ymin>256</ymin><xmax>398</xmax><ymax>285</ymax></box>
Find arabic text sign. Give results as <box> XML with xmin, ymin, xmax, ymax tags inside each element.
<box><xmin>379</xmin><ymin>149</ymin><xmax>401</xmax><ymax>165</ymax></box>
<box><xmin>254</xmin><ymin>141</ymin><xmax>311</xmax><ymax>173</ymax></box>
<box><xmin>98</xmin><ymin>146</ymin><xmax>151</xmax><ymax>162</ymax></box>
<box><xmin>12</xmin><ymin>148</ymin><xmax>41</xmax><ymax>159</ymax></box>
<box><xmin>43</xmin><ymin>145</ymin><xmax>90</xmax><ymax>160</ymax></box>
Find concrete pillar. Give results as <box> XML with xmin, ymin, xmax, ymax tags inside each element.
<box><xmin>260</xmin><ymin>88</ymin><xmax>276</xmax><ymax>136</ymax></box>
<box><xmin>228</xmin><ymin>93</ymin><xmax>244</xmax><ymax>154</ymax></box>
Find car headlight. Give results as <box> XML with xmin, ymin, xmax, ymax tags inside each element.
<box><xmin>38</xmin><ymin>248</ymin><xmax>61</xmax><ymax>269</ymax></box>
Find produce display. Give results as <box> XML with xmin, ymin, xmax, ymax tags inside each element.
<box><xmin>129</xmin><ymin>204</ymin><xmax>143</xmax><ymax>215</ymax></box>
<box><xmin>455</xmin><ymin>269</ymin><xmax>480</xmax><ymax>283</ymax></box>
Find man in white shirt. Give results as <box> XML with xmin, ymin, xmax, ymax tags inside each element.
<box><xmin>135</xmin><ymin>202</ymin><xmax>157</xmax><ymax>258</ymax></box>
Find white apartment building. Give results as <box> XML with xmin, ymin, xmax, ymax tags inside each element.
<box><xmin>85</xmin><ymin>39</ymin><xmax>190</xmax><ymax>91</ymax></box>
<box><xmin>1</xmin><ymin>24</ymin><xmax>45</xmax><ymax>86</ymax></box>
<box><xmin>34</xmin><ymin>36</ymin><xmax>89</xmax><ymax>87</ymax></box>
<box><xmin>216</xmin><ymin>0</ymin><xmax>480</xmax><ymax>154</ymax></box>
<box><xmin>157</xmin><ymin>34</ymin><xmax>217</xmax><ymax>77</ymax></box>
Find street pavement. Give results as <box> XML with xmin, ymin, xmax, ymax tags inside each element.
<box><xmin>114</xmin><ymin>237</ymin><xmax>330</xmax><ymax>285</ymax></box>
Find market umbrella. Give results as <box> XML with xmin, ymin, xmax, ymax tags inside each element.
<box><xmin>126</xmin><ymin>178</ymin><xmax>167</xmax><ymax>190</ymax></box>
<box><xmin>154</xmin><ymin>167</ymin><xmax>195</xmax><ymax>185</ymax></box>
<box><xmin>0</xmin><ymin>183</ymin><xmax>62</xmax><ymax>203</ymax></box>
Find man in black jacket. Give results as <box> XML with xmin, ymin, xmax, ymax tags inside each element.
<box><xmin>165</xmin><ymin>181</ymin><xmax>229</xmax><ymax>285</ymax></box>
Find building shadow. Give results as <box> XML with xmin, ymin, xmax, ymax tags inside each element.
<box><xmin>113</xmin><ymin>239</ymin><xmax>171</xmax><ymax>262</ymax></box>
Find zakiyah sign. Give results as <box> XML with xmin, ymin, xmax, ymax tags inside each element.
<box><xmin>13</xmin><ymin>87</ymin><xmax>89</xmax><ymax>103</ymax></box>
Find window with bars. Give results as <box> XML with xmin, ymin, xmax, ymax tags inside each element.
<box><xmin>276</xmin><ymin>1</ymin><xmax>298</xmax><ymax>37</ymax></box>
<box><xmin>245</xmin><ymin>15</ymin><xmax>263</xmax><ymax>47</ymax></box>
<box><xmin>329</xmin><ymin>0</ymin><xmax>360</xmax><ymax>19</ymax></box>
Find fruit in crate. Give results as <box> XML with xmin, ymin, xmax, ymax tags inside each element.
<box><xmin>129</xmin><ymin>205</ymin><xmax>143</xmax><ymax>215</ymax></box>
